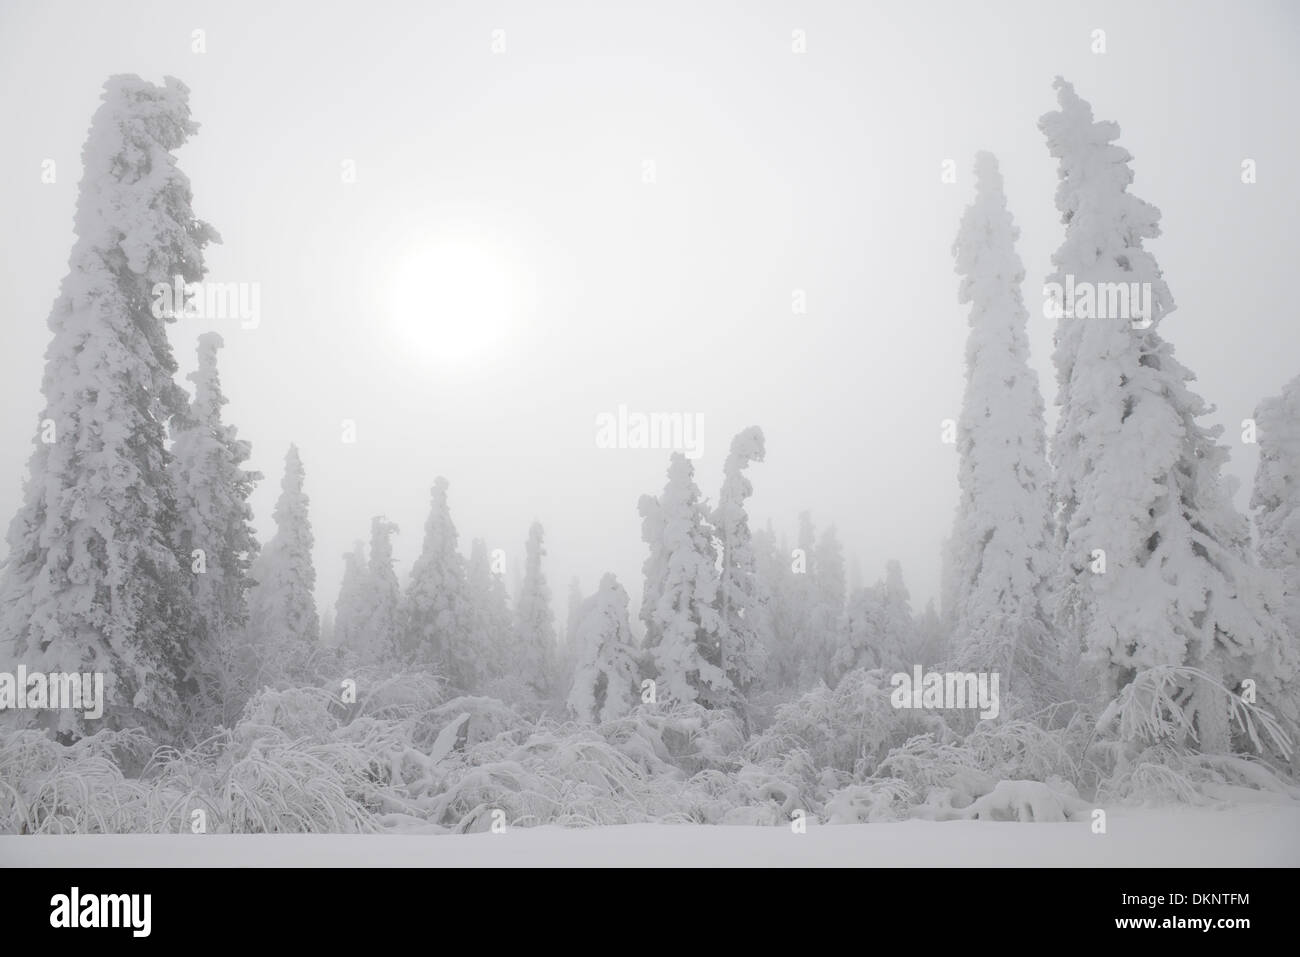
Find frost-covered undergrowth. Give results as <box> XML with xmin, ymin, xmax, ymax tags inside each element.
<box><xmin>1</xmin><ymin>667</ymin><xmax>1295</xmax><ymax>834</ymax></box>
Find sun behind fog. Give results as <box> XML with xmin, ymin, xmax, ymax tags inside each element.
<box><xmin>386</xmin><ymin>240</ymin><xmax>519</xmax><ymax>364</ymax></box>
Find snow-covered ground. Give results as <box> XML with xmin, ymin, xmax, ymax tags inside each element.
<box><xmin>4</xmin><ymin>805</ymin><xmax>1297</xmax><ymax>867</ymax></box>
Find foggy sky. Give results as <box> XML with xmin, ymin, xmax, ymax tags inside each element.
<box><xmin>1</xmin><ymin>0</ymin><xmax>1297</xmax><ymax>621</ymax></box>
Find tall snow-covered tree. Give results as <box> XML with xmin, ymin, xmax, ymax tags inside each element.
<box><xmin>552</xmin><ymin>574</ymin><xmax>584</xmax><ymax>701</ymax></box>
<box><xmin>0</xmin><ymin>76</ymin><xmax>217</xmax><ymax>739</ymax></box>
<box><xmin>568</xmin><ymin>573</ymin><xmax>640</xmax><ymax>723</ymax></box>
<box><xmin>1041</xmin><ymin>78</ymin><xmax>1292</xmax><ymax>750</ymax></box>
<box><xmin>712</xmin><ymin>427</ymin><xmax>768</xmax><ymax>709</ymax></box>
<box><xmin>171</xmin><ymin>332</ymin><xmax>261</xmax><ymax>725</ymax></box>
<box><xmin>333</xmin><ymin>541</ymin><xmax>369</xmax><ymax>656</ymax></box>
<box><xmin>644</xmin><ymin>453</ymin><xmax>725</xmax><ymax>706</ymax></box>
<box><xmin>247</xmin><ymin>444</ymin><xmax>320</xmax><ymax>682</ymax></box>
<box><xmin>1251</xmin><ymin>374</ymin><xmax>1300</xmax><ymax>642</ymax></box>
<box><xmin>334</xmin><ymin>520</ymin><xmax>401</xmax><ymax>667</ymax></box>
<box><xmin>949</xmin><ymin>151</ymin><xmax>1058</xmax><ymax>704</ymax></box>
<box><xmin>403</xmin><ymin>477</ymin><xmax>468</xmax><ymax>682</ymax></box>
<box><xmin>753</xmin><ymin>523</ymin><xmax>796</xmax><ymax>689</ymax></box>
<box><xmin>882</xmin><ymin>560</ymin><xmax>917</xmax><ymax>658</ymax></box>
<box><xmin>938</xmin><ymin>527</ymin><xmax>961</xmax><ymax>632</ymax></box>
<box><xmin>833</xmin><ymin>561</ymin><xmax>915</xmax><ymax>678</ymax></box>
<box><xmin>465</xmin><ymin>538</ymin><xmax>512</xmax><ymax>689</ymax></box>
<box><xmin>565</xmin><ymin>576</ymin><xmax>584</xmax><ymax>658</ymax></box>
<box><xmin>638</xmin><ymin>492</ymin><xmax>668</xmax><ymax>657</ymax></box>
<box><xmin>915</xmin><ymin>598</ymin><xmax>946</xmax><ymax>668</ymax></box>
<box><xmin>1250</xmin><ymin>375</ymin><xmax>1300</xmax><ymax>740</ymax></box>
<box><xmin>797</xmin><ymin>518</ymin><xmax>844</xmax><ymax>689</ymax></box>
<box><xmin>361</xmin><ymin>516</ymin><xmax>402</xmax><ymax>665</ymax></box>
<box><xmin>513</xmin><ymin>521</ymin><xmax>557</xmax><ymax>696</ymax></box>
<box><xmin>320</xmin><ymin>607</ymin><xmax>336</xmax><ymax>648</ymax></box>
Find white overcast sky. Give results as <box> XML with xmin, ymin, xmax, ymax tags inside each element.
<box><xmin>1</xmin><ymin>0</ymin><xmax>1297</xmax><ymax>618</ymax></box>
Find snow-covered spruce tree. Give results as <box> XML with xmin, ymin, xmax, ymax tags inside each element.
<box><xmin>0</xmin><ymin>76</ymin><xmax>217</xmax><ymax>740</ymax></box>
<box><xmin>883</xmin><ymin>561</ymin><xmax>918</xmax><ymax>660</ymax></box>
<box><xmin>246</xmin><ymin>444</ymin><xmax>320</xmax><ymax>684</ymax></box>
<box><xmin>564</xmin><ymin>576</ymin><xmax>583</xmax><ymax>659</ymax></box>
<box><xmin>817</xmin><ymin>525</ymin><xmax>848</xmax><ymax>644</ymax></box>
<box><xmin>568</xmin><ymin>573</ymin><xmax>641</xmax><ymax>723</ymax></box>
<box><xmin>938</xmin><ymin>527</ymin><xmax>961</xmax><ymax>633</ymax></box>
<box><xmin>1251</xmin><ymin>375</ymin><xmax>1300</xmax><ymax>642</ymax></box>
<box><xmin>638</xmin><ymin>492</ymin><xmax>668</xmax><ymax>656</ymax></box>
<box><xmin>797</xmin><ymin>518</ymin><xmax>845</xmax><ymax>689</ymax></box>
<box><xmin>949</xmin><ymin>151</ymin><xmax>1058</xmax><ymax>705</ymax></box>
<box><xmin>513</xmin><ymin>521</ymin><xmax>557</xmax><ymax>696</ymax></box>
<box><xmin>332</xmin><ymin>542</ymin><xmax>369</xmax><ymax>656</ymax></box>
<box><xmin>915</xmin><ymin>598</ymin><xmax>946</xmax><ymax>668</ymax></box>
<box><xmin>711</xmin><ymin>427</ymin><xmax>768</xmax><ymax>712</ymax></box>
<box><xmin>465</xmin><ymin>538</ymin><xmax>513</xmax><ymax>689</ymax></box>
<box><xmin>1249</xmin><ymin>375</ymin><xmax>1300</xmax><ymax>740</ymax></box>
<box><xmin>334</xmin><ymin>520</ymin><xmax>401</xmax><ymax>667</ymax></box>
<box><xmin>171</xmin><ymin>332</ymin><xmax>261</xmax><ymax>726</ymax></box>
<box><xmin>1041</xmin><ymin>78</ymin><xmax>1292</xmax><ymax>752</ymax></box>
<box><xmin>753</xmin><ymin>522</ymin><xmax>797</xmax><ymax>689</ymax></box>
<box><xmin>784</xmin><ymin>514</ymin><xmax>818</xmax><ymax>689</ymax></box>
<box><xmin>645</xmin><ymin>453</ymin><xmax>726</xmax><ymax>706</ymax></box>
<box><xmin>833</xmin><ymin>561</ymin><xmax>915</xmax><ymax>678</ymax></box>
<box><xmin>402</xmin><ymin>477</ymin><xmax>469</xmax><ymax>683</ymax></box>
<box><xmin>362</xmin><ymin>517</ymin><xmax>402</xmax><ymax>665</ymax></box>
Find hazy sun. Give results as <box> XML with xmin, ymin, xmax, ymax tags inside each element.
<box><xmin>387</xmin><ymin>240</ymin><xmax>520</xmax><ymax>363</ymax></box>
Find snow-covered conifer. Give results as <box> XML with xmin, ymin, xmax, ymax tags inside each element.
<box><xmin>247</xmin><ymin>445</ymin><xmax>320</xmax><ymax>681</ymax></box>
<box><xmin>568</xmin><ymin>573</ymin><xmax>640</xmax><ymax>722</ymax></box>
<box><xmin>949</xmin><ymin>151</ymin><xmax>1058</xmax><ymax>703</ymax></box>
<box><xmin>1251</xmin><ymin>375</ymin><xmax>1300</xmax><ymax>641</ymax></box>
<box><xmin>1249</xmin><ymin>375</ymin><xmax>1300</xmax><ymax>737</ymax></box>
<box><xmin>833</xmin><ymin>561</ymin><xmax>915</xmax><ymax>678</ymax></box>
<box><xmin>362</xmin><ymin>516</ymin><xmax>402</xmax><ymax>664</ymax></box>
<box><xmin>0</xmin><ymin>76</ymin><xmax>217</xmax><ymax>739</ymax></box>
<box><xmin>638</xmin><ymin>493</ymin><xmax>668</xmax><ymax>655</ymax></box>
<box><xmin>1042</xmin><ymin>78</ymin><xmax>1291</xmax><ymax>749</ymax></box>
<box><xmin>798</xmin><ymin>519</ymin><xmax>844</xmax><ymax>688</ymax></box>
<box><xmin>403</xmin><ymin>477</ymin><xmax>468</xmax><ymax>681</ymax></box>
<box><xmin>171</xmin><ymin>333</ymin><xmax>261</xmax><ymax>723</ymax></box>
<box><xmin>333</xmin><ymin>542</ymin><xmax>369</xmax><ymax>656</ymax></box>
<box><xmin>465</xmin><ymin>538</ymin><xmax>512</xmax><ymax>688</ymax></box>
<box><xmin>513</xmin><ymin>522</ymin><xmax>557</xmax><ymax>695</ymax></box>
<box><xmin>712</xmin><ymin>427</ymin><xmax>768</xmax><ymax>708</ymax></box>
<box><xmin>645</xmin><ymin>453</ymin><xmax>725</xmax><ymax>705</ymax></box>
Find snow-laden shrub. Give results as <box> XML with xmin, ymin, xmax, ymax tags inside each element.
<box><xmin>4</xmin><ymin>657</ymin><xmax>1296</xmax><ymax>835</ymax></box>
<box><xmin>1096</xmin><ymin>744</ymin><xmax>1300</xmax><ymax>806</ymax></box>
<box><xmin>824</xmin><ymin>779</ymin><xmax>915</xmax><ymax>823</ymax></box>
<box><xmin>210</xmin><ymin>734</ymin><xmax>386</xmax><ymax>833</ymax></box>
<box><xmin>424</xmin><ymin>696</ymin><xmax>527</xmax><ymax>749</ymax></box>
<box><xmin>0</xmin><ymin>729</ymin><xmax>154</xmax><ymax>833</ymax></box>
<box><xmin>953</xmin><ymin>779</ymin><xmax>1092</xmax><ymax>823</ymax></box>
<box><xmin>965</xmin><ymin>715</ymin><xmax>1083</xmax><ymax>785</ymax></box>
<box><xmin>1079</xmin><ymin>665</ymin><xmax>1298</xmax><ymax>805</ymax></box>
<box><xmin>236</xmin><ymin>686</ymin><xmax>342</xmax><ymax>739</ymax></box>
<box><xmin>873</xmin><ymin>734</ymin><xmax>994</xmax><ymax>812</ymax></box>
<box><xmin>1096</xmin><ymin>665</ymin><xmax>1292</xmax><ymax>760</ymax></box>
<box><xmin>479</xmin><ymin>674</ymin><xmax>551</xmax><ymax>719</ymax></box>
<box><xmin>599</xmin><ymin>702</ymin><xmax>744</xmax><ymax>777</ymax></box>
<box><xmin>746</xmin><ymin>669</ymin><xmax>942</xmax><ymax>777</ymax></box>
<box><xmin>347</xmin><ymin>670</ymin><xmax>448</xmax><ymax>721</ymax></box>
<box><xmin>420</xmin><ymin>723</ymin><xmax>691</xmax><ymax>831</ymax></box>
